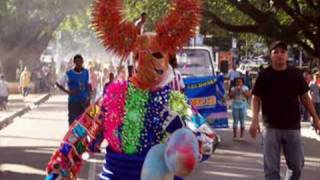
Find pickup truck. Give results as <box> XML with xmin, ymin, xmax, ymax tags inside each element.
<box><xmin>176</xmin><ymin>46</ymin><xmax>228</xmax><ymax>129</ymax></box>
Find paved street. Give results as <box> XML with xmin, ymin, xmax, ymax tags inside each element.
<box><xmin>0</xmin><ymin>94</ymin><xmax>50</xmax><ymax>130</ymax></box>
<box><xmin>0</xmin><ymin>94</ymin><xmax>48</xmax><ymax>120</ymax></box>
<box><xmin>0</xmin><ymin>95</ymin><xmax>319</xmax><ymax>180</ymax></box>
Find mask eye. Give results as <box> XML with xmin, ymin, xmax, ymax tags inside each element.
<box><xmin>134</xmin><ymin>53</ymin><xmax>139</xmax><ymax>60</ymax></box>
<box><xmin>151</xmin><ymin>52</ymin><xmax>163</xmax><ymax>59</ymax></box>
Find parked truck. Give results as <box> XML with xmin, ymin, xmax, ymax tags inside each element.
<box><xmin>176</xmin><ymin>46</ymin><xmax>218</xmax><ymax>77</ymax></box>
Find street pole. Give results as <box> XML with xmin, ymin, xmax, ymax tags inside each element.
<box><xmin>299</xmin><ymin>47</ymin><xmax>303</xmax><ymax>68</ymax></box>
<box><xmin>245</xmin><ymin>36</ymin><xmax>248</xmax><ymax>60</ymax></box>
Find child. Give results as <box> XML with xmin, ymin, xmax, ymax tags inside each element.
<box><xmin>0</xmin><ymin>74</ymin><xmax>9</xmax><ymax>110</ymax></box>
<box><xmin>229</xmin><ymin>77</ymin><xmax>250</xmax><ymax>140</ymax></box>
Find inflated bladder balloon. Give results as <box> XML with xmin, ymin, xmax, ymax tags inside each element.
<box><xmin>164</xmin><ymin>128</ymin><xmax>199</xmax><ymax>177</ymax></box>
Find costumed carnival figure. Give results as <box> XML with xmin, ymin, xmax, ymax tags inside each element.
<box><xmin>45</xmin><ymin>0</ymin><xmax>217</xmax><ymax>179</ymax></box>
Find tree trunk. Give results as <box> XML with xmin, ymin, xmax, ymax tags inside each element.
<box><xmin>1</xmin><ymin>14</ymin><xmax>65</xmax><ymax>81</ymax></box>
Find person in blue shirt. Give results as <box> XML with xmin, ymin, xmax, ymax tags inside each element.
<box><xmin>244</xmin><ymin>71</ymin><xmax>252</xmax><ymax>90</ymax></box>
<box><xmin>56</xmin><ymin>54</ymin><xmax>91</xmax><ymax>125</ymax></box>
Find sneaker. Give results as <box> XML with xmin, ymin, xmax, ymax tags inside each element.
<box><xmin>238</xmin><ymin>137</ymin><xmax>245</xmax><ymax>141</ymax></box>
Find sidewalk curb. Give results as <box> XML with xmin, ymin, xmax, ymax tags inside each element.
<box><xmin>0</xmin><ymin>94</ymin><xmax>51</xmax><ymax>130</ymax></box>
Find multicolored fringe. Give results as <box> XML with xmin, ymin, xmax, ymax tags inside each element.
<box><xmin>169</xmin><ymin>91</ymin><xmax>190</xmax><ymax>117</ymax></box>
<box><xmin>46</xmin><ymin>104</ymin><xmax>103</xmax><ymax>179</ymax></box>
<box><xmin>103</xmin><ymin>82</ymin><xmax>128</xmax><ymax>152</ymax></box>
<box><xmin>121</xmin><ymin>84</ymin><xmax>149</xmax><ymax>154</ymax></box>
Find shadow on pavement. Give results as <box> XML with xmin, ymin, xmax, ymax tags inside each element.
<box><xmin>0</xmin><ymin>171</ymin><xmax>43</xmax><ymax>180</ymax></box>
<box><xmin>0</xmin><ymin>146</ymin><xmax>55</xmax><ymax>180</ymax></box>
<box><xmin>186</xmin><ymin>128</ymin><xmax>320</xmax><ymax>180</ymax></box>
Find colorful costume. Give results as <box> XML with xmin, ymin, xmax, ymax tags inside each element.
<box><xmin>45</xmin><ymin>0</ymin><xmax>217</xmax><ymax>179</ymax></box>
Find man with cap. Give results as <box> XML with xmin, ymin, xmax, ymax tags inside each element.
<box><xmin>249</xmin><ymin>40</ymin><xmax>320</xmax><ymax>180</ymax></box>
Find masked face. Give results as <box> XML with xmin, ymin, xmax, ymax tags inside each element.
<box><xmin>131</xmin><ymin>35</ymin><xmax>169</xmax><ymax>90</ymax></box>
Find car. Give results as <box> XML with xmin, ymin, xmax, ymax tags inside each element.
<box><xmin>237</xmin><ymin>63</ymin><xmax>260</xmax><ymax>78</ymax></box>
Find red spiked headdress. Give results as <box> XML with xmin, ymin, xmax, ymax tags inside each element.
<box><xmin>92</xmin><ymin>0</ymin><xmax>202</xmax><ymax>58</ymax></box>
<box><xmin>92</xmin><ymin>0</ymin><xmax>201</xmax><ymax>90</ymax></box>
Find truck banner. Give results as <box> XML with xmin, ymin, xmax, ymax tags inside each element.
<box><xmin>184</xmin><ymin>75</ymin><xmax>228</xmax><ymax>128</ymax></box>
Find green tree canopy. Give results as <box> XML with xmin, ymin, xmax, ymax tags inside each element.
<box><xmin>0</xmin><ymin>0</ymin><xmax>90</xmax><ymax>80</ymax></box>
<box><xmin>204</xmin><ymin>0</ymin><xmax>320</xmax><ymax>59</ymax></box>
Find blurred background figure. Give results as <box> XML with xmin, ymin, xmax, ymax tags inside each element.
<box><xmin>169</xmin><ymin>54</ymin><xmax>185</xmax><ymax>92</ymax></box>
<box><xmin>103</xmin><ymin>72</ymin><xmax>114</xmax><ymax>95</ymax></box>
<box><xmin>0</xmin><ymin>74</ymin><xmax>9</xmax><ymax>110</ymax></box>
<box><xmin>19</xmin><ymin>66</ymin><xmax>31</xmax><ymax>97</ymax></box>
<box><xmin>15</xmin><ymin>67</ymin><xmax>21</xmax><ymax>82</ymax></box>
<box><xmin>301</xmin><ymin>70</ymin><xmax>313</xmax><ymax>122</ymax></box>
<box><xmin>309</xmin><ymin>72</ymin><xmax>320</xmax><ymax>126</ymax></box>
<box><xmin>134</xmin><ymin>12</ymin><xmax>147</xmax><ymax>35</ymax></box>
<box><xmin>116</xmin><ymin>65</ymin><xmax>128</xmax><ymax>82</ymax></box>
<box><xmin>102</xmin><ymin>67</ymin><xmax>109</xmax><ymax>85</ymax></box>
<box><xmin>89</xmin><ymin>65</ymin><xmax>99</xmax><ymax>103</ymax></box>
<box><xmin>243</xmin><ymin>71</ymin><xmax>252</xmax><ymax>90</ymax></box>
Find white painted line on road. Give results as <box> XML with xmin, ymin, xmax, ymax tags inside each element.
<box><xmin>0</xmin><ymin>163</ymin><xmax>46</xmax><ymax>175</ymax></box>
<box><xmin>210</xmin><ymin>164</ymin><xmax>264</xmax><ymax>172</ymax></box>
<box><xmin>202</xmin><ymin>170</ymin><xmax>251</xmax><ymax>178</ymax></box>
<box><xmin>87</xmin><ymin>158</ymin><xmax>105</xmax><ymax>164</ymax></box>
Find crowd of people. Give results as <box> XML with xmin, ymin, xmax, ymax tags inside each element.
<box><xmin>54</xmin><ymin>51</ymin><xmax>187</xmax><ymax>127</ymax></box>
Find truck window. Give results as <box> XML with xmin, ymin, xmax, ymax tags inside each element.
<box><xmin>176</xmin><ymin>49</ymin><xmax>214</xmax><ymax>77</ymax></box>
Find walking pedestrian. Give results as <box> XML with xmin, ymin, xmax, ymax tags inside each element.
<box><xmin>16</xmin><ymin>68</ymin><xmax>21</xmax><ymax>81</ymax></box>
<box><xmin>309</xmin><ymin>72</ymin><xmax>320</xmax><ymax>125</ymax></box>
<box><xmin>300</xmin><ymin>70</ymin><xmax>313</xmax><ymax>121</ymax></box>
<box><xmin>19</xmin><ymin>66</ymin><xmax>31</xmax><ymax>97</ymax></box>
<box><xmin>249</xmin><ymin>41</ymin><xmax>320</xmax><ymax>180</ymax></box>
<box><xmin>243</xmin><ymin>71</ymin><xmax>252</xmax><ymax>90</ymax></box>
<box><xmin>229</xmin><ymin>77</ymin><xmax>250</xmax><ymax>140</ymax></box>
<box><xmin>56</xmin><ymin>54</ymin><xmax>91</xmax><ymax>126</ymax></box>
<box><xmin>0</xmin><ymin>74</ymin><xmax>9</xmax><ymax>110</ymax></box>
<box><xmin>227</xmin><ymin>65</ymin><xmax>241</xmax><ymax>89</ymax></box>
<box><xmin>89</xmin><ymin>65</ymin><xmax>99</xmax><ymax>103</ymax></box>
<box><xmin>103</xmin><ymin>72</ymin><xmax>114</xmax><ymax>95</ymax></box>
